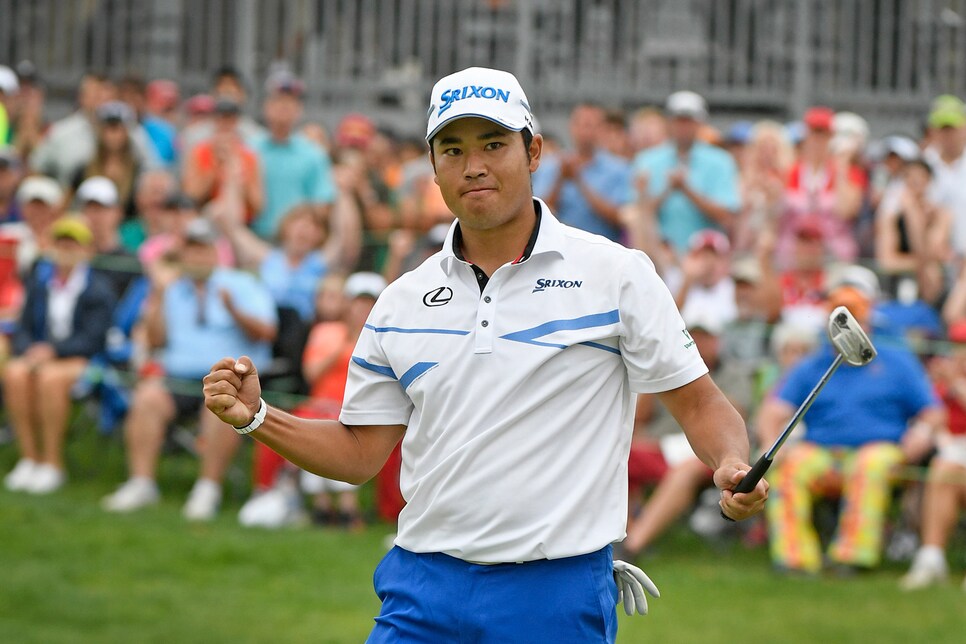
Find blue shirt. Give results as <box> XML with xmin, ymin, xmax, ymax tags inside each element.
<box><xmin>259</xmin><ymin>248</ymin><xmax>328</xmax><ymax>321</ymax></box>
<box><xmin>161</xmin><ymin>268</ymin><xmax>277</xmax><ymax>379</ymax></box>
<box><xmin>629</xmin><ymin>142</ymin><xmax>740</xmax><ymax>252</ymax></box>
<box><xmin>249</xmin><ymin>133</ymin><xmax>336</xmax><ymax>239</ymax></box>
<box><xmin>778</xmin><ymin>341</ymin><xmax>938</xmax><ymax>447</ymax></box>
<box><xmin>532</xmin><ymin>151</ymin><xmax>631</xmax><ymax>242</ymax></box>
<box><xmin>143</xmin><ymin>116</ymin><xmax>178</xmax><ymax>168</ymax></box>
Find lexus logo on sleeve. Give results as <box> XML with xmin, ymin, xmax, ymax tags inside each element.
<box><xmin>423</xmin><ymin>286</ymin><xmax>453</xmax><ymax>307</ymax></box>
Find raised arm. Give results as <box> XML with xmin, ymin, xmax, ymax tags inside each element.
<box><xmin>204</xmin><ymin>356</ymin><xmax>405</xmax><ymax>484</ymax></box>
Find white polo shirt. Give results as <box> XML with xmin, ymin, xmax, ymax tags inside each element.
<box><xmin>340</xmin><ymin>199</ymin><xmax>708</xmax><ymax>563</ymax></box>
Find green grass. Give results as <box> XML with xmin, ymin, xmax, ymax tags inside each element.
<box><xmin>2</xmin><ymin>422</ymin><xmax>965</xmax><ymax>643</ymax></box>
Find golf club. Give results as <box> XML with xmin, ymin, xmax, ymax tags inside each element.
<box><xmin>729</xmin><ymin>305</ymin><xmax>877</xmax><ymax>499</ymax></box>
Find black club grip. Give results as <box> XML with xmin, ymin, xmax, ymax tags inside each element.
<box><xmin>720</xmin><ymin>455</ymin><xmax>772</xmax><ymax>522</ymax></box>
<box><xmin>733</xmin><ymin>454</ymin><xmax>772</xmax><ymax>495</ymax></box>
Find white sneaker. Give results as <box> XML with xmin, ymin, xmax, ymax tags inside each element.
<box><xmin>900</xmin><ymin>548</ymin><xmax>948</xmax><ymax>590</ymax></box>
<box><xmin>4</xmin><ymin>459</ymin><xmax>38</xmax><ymax>491</ymax></box>
<box><xmin>102</xmin><ymin>478</ymin><xmax>160</xmax><ymax>513</ymax></box>
<box><xmin>25</xmin><ymin>464</ymin><xmax>66</xmax><ymax>494</ymax></box>
<box><xmin>238</xmin><ymin>485</ymin><xmax>302</xmax><ymax>528</ymax></box>
<box><xmin>182</xmin><ymin>479</ymin><xmax>222</xmax><ymax>521</ymax></box>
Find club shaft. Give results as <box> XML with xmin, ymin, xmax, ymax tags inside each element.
<box><xmin>764</xmin><ymin>353</ymin><xmax>844</xmax><ymax>461</ymax></box>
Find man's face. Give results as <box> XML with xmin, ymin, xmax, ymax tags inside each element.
<box><xmin>569</xmin><ymin>105</ymin><xmax>603</xmax><ymax>151</ymax></box>
<box><xmin>935</xmin><ymin>125</ymin><xmax>964</xmax><ymax>156</ymax></box>
<box><xmin>50</xmin><ymin>237</ymin><xmax>90</xmax><ymax>270</ymax></box>
<box><xmin>264</xmin><ymin>93</ymin><xmax>302</xmax><ymax>134</ymax></box>
<box><xmin>178</xmin><ymin>242</ymin><xmax>218</xmax><ymax>280</ymax></box>
<box><xmin>21</xmin><ymin>200</ymin><xmax>58</xmax><ymax>235</ymax></box>
<box><xmin>668</xmin><ymin>116</ymin><xmax>700</xmax><ymax>148</ymax></box>
<box><xmin>82</xmin><ymin>202</ymin><xmax>121</xmax><ymax>239</ymax></box>
<box><xmin>431</xmin><ymin>118</ymin><xmax>542</xmax><ymax>233</ymax></box>
<box><xmin>135</xmin><ymin>173</ymin><xmax>174</xmax><ymax>214</ymax></box>
<box><xmin>346</xmin><ymin>295</ymin><xmax>377</xmax><ymax>333</ymax></box>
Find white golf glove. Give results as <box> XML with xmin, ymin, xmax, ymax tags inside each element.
<box><xmin>613</xmin><ymin>559</ymin><xmax>660</xmax><ymax>616</ymax></box>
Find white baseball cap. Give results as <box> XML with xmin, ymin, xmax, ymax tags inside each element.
<box><xmin>344</xmin><ymin>271</ymin><xmax>387</xmax><ymax>299</ymax></box>
<box><xmin>77</xmin><ymin>176</ymin><xmax>119</xmax><ymax>207</ymax></box>
<box><xmin>0</xmin><ymin>65</ymin><xmax>19</xmax><ymax>95</ymax></box>
<box><xmin>665</xmin><ymin>90</ymin><xmax>708</xmax><ymax>121</ymax></box>
<box><xmin>16</xmin><ymin>175</ymin><xmax>63</xmax><ymax>206</ymax></box>
<box><xmin>425</xmin><ymin>67</ymin><xmax>534</xmax><ymax>142</ymax></box>
<box><xmin>827</xmin><ymin>264</ymin><xmax>880</xmax><ymax>301</ymax></box>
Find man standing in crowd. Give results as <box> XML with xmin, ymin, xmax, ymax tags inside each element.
<box><xmin>203</xmin><ymin>67</ymin><xmax>766</xmax><ymax>641</ymax></box>
<box><xmin>249</xmin><ymin>70</ymin><xmax>337</xmax><ymax>239</ymax></box>
<box><xmin>533</xmin><ymin>102</ymin><xmax>630</xmax><ymax>242</ymax></box>
<box><xmin>102</xmin><ymin>218</ymin><xmax>276</xmax><ymax>519</ymax></box>
<box><xmin>629</xmin><ymin>91</ymin><xmax>740</xmax><ymax>253</ymax></box>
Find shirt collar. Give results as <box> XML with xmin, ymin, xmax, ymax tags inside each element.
<box><xmin>439</xmin><ymin>198</ymin><xmax>566</xmax><ymax>274</ymax></box>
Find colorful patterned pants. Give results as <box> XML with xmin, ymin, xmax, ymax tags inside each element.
<box><xmin>766</xmin><ymin>441</ymin><xmax>904</xmax><ymax>573</ymax></box>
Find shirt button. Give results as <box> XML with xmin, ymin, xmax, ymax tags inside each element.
<box><xmin>481</xmin><ymin>320</ymin><xmax>489</xmax><ymax>327</ymax></box>
<box><xmin>484</xmin><ymin>296</ymin><xmax>492</xmax><ymax>303</ymax></box>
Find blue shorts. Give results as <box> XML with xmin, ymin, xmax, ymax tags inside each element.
<box><xmin>366</xmin><ymin>544</ymin><xmax>618</xmax><ymax>643</ymax></box>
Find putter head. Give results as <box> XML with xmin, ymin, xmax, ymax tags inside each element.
<box><xmin>828</xmin><ymin>306</ymin><xmax>877</xmax><ymax>366</ymax></box>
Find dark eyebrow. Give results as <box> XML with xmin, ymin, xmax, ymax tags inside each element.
<box><xmin>436</xmin><ymin>130</ymin><xmax>509</xmax><ymax>146</ymax></box>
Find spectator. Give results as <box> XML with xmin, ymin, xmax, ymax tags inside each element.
<box><xmin>119</xmin><ymin>169</ymin><xmax>177</xmax><ymax>253</ymax></box>
<box><xmin>923</xmin><ymin>96</ymin><xmax>966</xmax><ymax>257</ymax></box>
<box><xmin>758</xmin><ymin>265</ymin><xmax>943</xmax><ymax>574</ymax></box>
<box><xmin>2</xmin><ymin>217</ymin><xmax>115</xmax><ymax>493</ymax></box>
<box><xmin>141</xmin><ymin>80</ymin><xmax>180</xmax><ymax>168</ymax></box>
<box><xmin>732</xmin><ymin>121</ymin><xmax>793</xmax><ymax>255</ymax></box>
<box><xmin>601</xmin><ymin>108</ymin><xmax>632</xmax><ymax>160</ymax></box>
<box><xmin>0</xmin><ymin>145</ymin><xmax>23</xmax><ymax>223</ymax></box>
<box><xmin>629</xmin><ymin>91</ymin><xmax>740</xmax><ymax>253</ymax></box>
<box><xmin>675</xmin><ymin>229</ymin><xmax>738</xmax><ymax>333</ymax></box>
<box><xmin>249</xmin><ymin>70</ymin><xmax>337</xmax><ymax>239</ymax></box>
<box><xmin>8</xmin><ymin>60</ymin><xmax>46</xmax><ymax>160</ymax></box>
<box><xmin>875</xmin><ymin>157</ymin><xmax>952</xmax><ymax>305</ymax></box>
<box><xmin>138</xmin><ymin>192</ymin><xmax>234</xmax><ymax>269</ymax></box>
<box><xmin>70</xmin><ymin>101</ymin><xmax>143</xmax><ymax>219</ymax></box>
<box><xmin>180</xmin><ymin>66</ymin><xmax>264</xmax><ymax>155</ymax></box>
<box><xmin>627</xmin><ymin>107</ymin><xmax>667</xmax><ymax>156</ymax></box>
<box><xmin>900</xmin><ymin>321</ymin><xmax>966</xmax><ymax>590</ymax></box>
<box><xmin>101</xmin><ymin>217</ymin><xmax>277</xmax><ymax>518</ymax></box>
<box><xmin>29</xmin><ymin>72</ymin><xmax>157</xmax><ymax>185</ymax></box>
<box><xmin>212</xmin><ymin>196</ymin><xmax>360</xmax><ymax>391</ymax></box>
<box><xmin>776</xmin><ymin>106</ymin><xmax>865</xmax><ymax>267</ymax></box>
<box><xmin>182</xmin><ymin>97</ymin><xmax>262</xmax><ymax>222</ymax></box>
<box><xmin>764</xmin><ymin>217</ymin><xmax>829</xmax><ymax>331</ymax></box>
<box><xmin>533</xmin><ymin>102</ymin><xmax>631</xmax><ymax>242</ymax></box>
<box><xmin>5</xmin><ymin>175</ymin><xmax>62</xmax><ymax>276</ymax></box>
<box><xmin>869</xmin><ymin>135</ymin><xmax>920</xmax><ymax>214</ymax></box>
<box><xmin>75</xmin><ymin>176</ymin><xmax>139</xmax><ymax>300</ymax></box>
<box><xmin>239</xmin><ymin>272</ymin><xmax>387</xmax><ymax>529</ymax></box>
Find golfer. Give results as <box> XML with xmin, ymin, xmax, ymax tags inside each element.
<box><xmin>203</xmin><ymin>67</ymin><xmax>767</xmax><ymax>643</ymax></box>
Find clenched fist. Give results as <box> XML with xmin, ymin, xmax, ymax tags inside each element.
<box><xmin>203</xmin><ymin>356</ymin><xmax>262</xmax><ymax>427</ymax></box>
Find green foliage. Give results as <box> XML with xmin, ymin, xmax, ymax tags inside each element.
<box><xmin>1</xmin><ymin>426</ymin><xmax>964</xmax><ymax>643</ymax></box>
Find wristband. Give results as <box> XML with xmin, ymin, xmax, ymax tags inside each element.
<box><xmin>232</xmin><ymin>398</ymin><xmax>267</xmax><ymax>434</ymax></box>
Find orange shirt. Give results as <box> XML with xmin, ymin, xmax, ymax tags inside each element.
<box><xmin>303</xmin><ymin>321</ymin><xmax>354</xmax><ymax>403</ymax></box>
<box><xmin>191</xmin><ymin>141</ymin><xmax>260</xmax><ymax>222</ymax></box>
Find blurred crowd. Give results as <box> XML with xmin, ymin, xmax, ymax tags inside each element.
<box><xmin>1</xmin><ymin>60</ymin><xmax>965</xmax><ymax>589</ymax></box>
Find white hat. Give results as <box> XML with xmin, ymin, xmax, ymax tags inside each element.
<box><xmin>665</xmin><ymin>90</ymin><xmax>708</xmax><ymax>121</ymax></box>
<box><xmin>76</xmin><ymin>176</ymin><xmax>119</xmax><ymax>207</ymax></box>
<box><xmin>344</xmin><ymin>271</ymin><xmax>387</xmax><ymax>299</ymax></box>
<box><xmin>827</xmin><ymin>264</ymin><xmax>880</xmax><ymax>301</ymax></box>
<box><xmin>425</xmin><ymin>67</ymin><xmax>534</xmax><ymax>142</ymax></box>
<box><xmin>0</xmin><ymin>65</ymin><xmax>19</xmax><ymax>95</ymax></box>
<box><xmin>683</xmin><ymin>308</ymin><xmax>724</xmax><ymax>336</ymax></box>
<box><xmin>16</xmin><ymin>175</ymin><xmax>63</xmax><ymax>206</ymax></box>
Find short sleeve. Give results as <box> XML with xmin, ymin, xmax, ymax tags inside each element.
<box><xmin>706</xmin><ymin>152</ymin><xmax>741</xmax><ymax>212</ymax></box>
<box><xmin>339</xmin><ymin>305</ymin><xmax>414</xmax><ymax>427</ymax></box>
<box><xmin>618</xmin><ymin>250</ymin><xmax>709</xmax><ymax>393</ymax></box>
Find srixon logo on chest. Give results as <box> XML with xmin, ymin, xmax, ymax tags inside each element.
<box><xmin>532</xmin><ymin>279</ymin><xmax>583</xmax><ymax>293</ymax></box>
<box><xmin>438</xmin><ymin>85</ymin><xmax>511</xmax><ymax>115</ymax></box>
